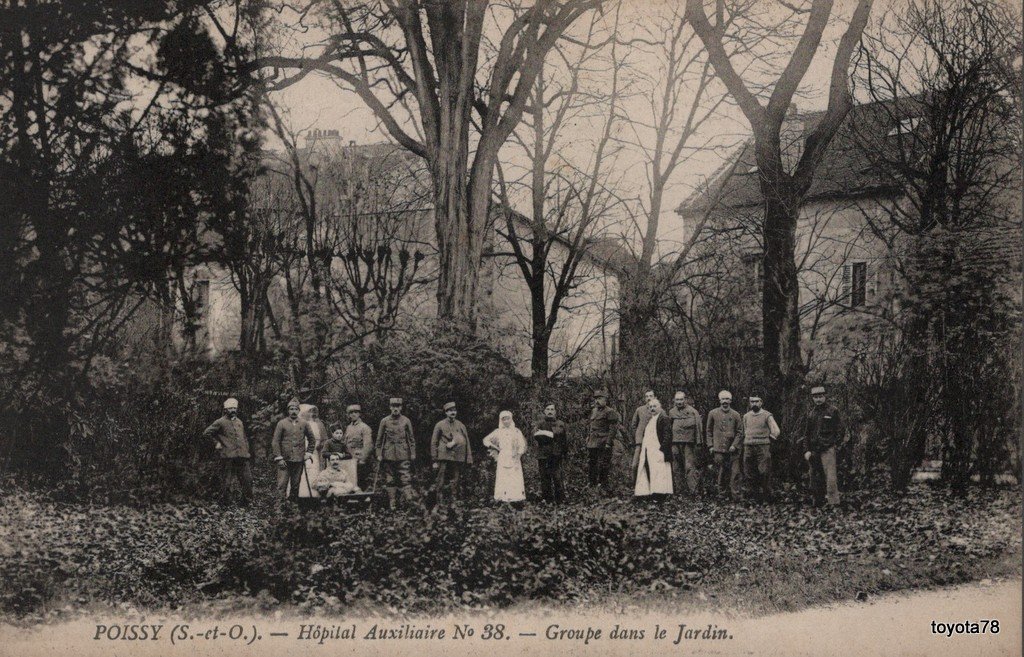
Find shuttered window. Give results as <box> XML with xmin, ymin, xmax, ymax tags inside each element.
<box><xmin>841</xmin><ymin>261</ymin><xmax>871</xmax><ymax>308</ymax></box>
<box><xmin>851</xmin><ymin>262</ymin><xmax>867</xmax><ymax>307</ymax></box>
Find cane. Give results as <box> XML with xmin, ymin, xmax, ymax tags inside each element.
<box><xmin>302</xmin><ymin>455</ymin><xmax>314</xmax><ymax>498</ymax></box>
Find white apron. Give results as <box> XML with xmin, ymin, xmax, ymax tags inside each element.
<box><xmin>486</xmin><ymin>428</ymin><xmax>526</xmax><ymax>502</ymax></box>
<box><xmin>635</xmin><ymin>415</ymin><xmax>673</xmax><ymax>496</ymax></box>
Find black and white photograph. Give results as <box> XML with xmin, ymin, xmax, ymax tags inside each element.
<box><xmin>0</xmin><ymin>0</ymin><xmax>1021</xmax><ymax>655</ymax></box>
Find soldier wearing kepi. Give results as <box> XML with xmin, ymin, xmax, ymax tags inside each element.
<box><xmin>343</xmin><ymin>404</ymin><xmax>374</xmax><ymax>489</ymax></box>
<box><xmin>376</xmin><ymin>397</ymin><xmax>416</xmax><ymax>510</ymax></box>
<box><xmin>272</xmin><ymin>398</ymin><xmax>316</xmax><ymax>501</ymax></box>
<box><xmin>668</xmin><ymin>391</ymin><xmax>704</xmax><ymax>496</ymax></box>
<box><xmin>587</xmin><ymin>389</ymin><xmax>621</xmax><ymax>492</ymax></box>
<box><xmin>800</xmin><ymin>385</ymin><xmax>846</xmax><ymax>507</ymax></box>
<box><xmin>430</xmin><ymin>401</ymin><xmax>472</xmax><ymax>506</ymax></box>
<box><xmin>203</xmin><ymin>397</ymin><xmax>253</xmax><ymax>506</ymax></box>
<box><xmin>706</xmin><ymin>390</ymin><xmax>743</xmax><ymax>500</ymax></box>
<box><xmin>740</xmin><ymin>395</ymin><xmax>781</xmax><ymax>503</ymax></box>
<box><xmin>533</xmin><ymin>402</ymin><xmax>568</xmax><ymax>504</ymax></box>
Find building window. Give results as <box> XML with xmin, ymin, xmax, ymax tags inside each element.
<box><xmin>742</xmin><ymin>253</ymin><xmax>763</xmax><ymax>294</ymax></box>
<box><xmin>851</xmin><ymin>261</ymin><xmax>867</xmax><ymax>307</ymax></box>
<box><xmin>841</xmin><ymin>261</ymin><xmax>869</xmax><ymax>308</ymax></box>
<box><xmin>192</xmin><ymin>280</ymin><xmax>210</xmax><ymax>321</ymax></box>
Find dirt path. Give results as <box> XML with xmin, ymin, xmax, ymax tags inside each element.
<box><xmin>1</xmin><ymin>579</ymin><xmax>1019</xmax><ymax>657</ymax></box>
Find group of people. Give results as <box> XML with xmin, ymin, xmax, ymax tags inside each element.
<box><xmin>202</xmin><ymin>385</ymin><xmax>847</xmax><ymax>510</ymax></box>
<box><xmin>587</xmin><ymin>386</ymin><xmax>845</xmax><ymax>507</ymax></box>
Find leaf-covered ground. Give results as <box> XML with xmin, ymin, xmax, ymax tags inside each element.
<box><xmin>0</xmin><ymin>485</ymin><xmax>1019</xmax><ymax>623</ymax></box>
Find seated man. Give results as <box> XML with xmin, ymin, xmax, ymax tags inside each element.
<box><xmin>314</xmin><ymin>452</ymin><xmax>361</xmax><ymax>497</ymax></box>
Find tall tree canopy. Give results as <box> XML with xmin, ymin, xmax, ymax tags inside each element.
<box><xmin>684</xmin><ymin>0</ymin><xmax>873</xmax><ymax>412</ymax></box>
<box><xmin>248</xmin><ymin>0</ymin><xmax>604</xmax><ymax>331</ymax></box>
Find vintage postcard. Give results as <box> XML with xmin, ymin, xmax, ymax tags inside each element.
<box><xmin>0</xmin><ymin>0</ymin><xmax>1020</xmax><ymax>655</ymax></box>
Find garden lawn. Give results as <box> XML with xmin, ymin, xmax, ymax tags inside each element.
<box><xmin>0</xmin><ymin>485</ymin><xmax>1019</xmax><ymax>623</ymax></box>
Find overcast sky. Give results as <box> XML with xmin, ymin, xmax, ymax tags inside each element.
<box><xmin>265</xmin><ymin>0</ymin><xmax>869</xmax><ymax>253</ymax></box>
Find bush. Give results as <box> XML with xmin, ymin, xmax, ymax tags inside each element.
<box><xmin>0</xmin><ymin>352</ymin><xmax>294</xmax><ymax>503</ymax></box>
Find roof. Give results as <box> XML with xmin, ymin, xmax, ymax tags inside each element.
<box><xmin>677</xmin><ymin>98</ymin><xmax>924</xmax><ymax>217</ymax></box>
<box><xmin>264</xmin><ymin>140</ymin><xmax>631</xmax><ymax>277</ymax></box>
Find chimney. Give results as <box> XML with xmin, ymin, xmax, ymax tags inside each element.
<box><xmin>304</xmin><ymin>128</ymin><xmax>342</xmax><ymax>147</ymax></box>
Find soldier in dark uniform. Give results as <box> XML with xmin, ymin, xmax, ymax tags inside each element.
<box><xmin>587</xmin><ymin>389</ymin><xmax>621</xmax><ymax>492</ymax></box>
<box><xmin>533</xmin><ymin>402</ymin><xmax>568</xmax><ymax>504</ymax></box>
<box><xmin>271</xmin><ymin>398</ymin><xmax>316</xmax><ymax>500</ymax></box>
<box><xmin>800</xmin><ymin>385</ymin><xmax>847</xmax><ymax>507</ymax></box>
<box><xmin>431</xmin><ymin>401</ymin><xmax>472</xmax><ymax>506</ymax></box>
<box><xmin>706</xmin><ymin>390</ymin><xmax>743</xmax><ymax>500</ymax></box>
<box><xmin>376</xmin><ymin>397</ymin><xmax>416</xmax><ymax>510</ymax></box>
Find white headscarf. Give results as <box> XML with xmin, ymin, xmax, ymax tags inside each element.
<box><xmin>498</xmin><ymin>410</ymin><xmax>515</xmax><ymax>429</ymax></box>
<box><xmin>492</xmin><ymin>410</ymin><xmax>524</xmax><ymax>461</ymax></box>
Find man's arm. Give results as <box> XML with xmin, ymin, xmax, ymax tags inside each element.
<box><xmin>696</xmin><ymin>411</ymin><xmax>705</xmax><ymax>445</ymax></box>
<box><xmin>768</xmin><ymin>415</ymin><xmax>781</xmax><ymax>439</ymax></box>
<box><xmin>360</xmin><ymin>425</ymin><xmax>373</xmax><ymax>463</ymax></box>
<box><xmin>375</xmin><ymin>420</ymin><xmax>386</xmax><ymax>459</ymax></box>
<box><xmin>706</xmin><ymin>412</ymin><xmax>715</xmax><ymax>445</ymax></box>
<box><xmin>430</xmin><ymin>422</ymin><xmax>442</xmax><ymax>461</ymax></box>
<box><xmin>610</xmin><ymin>409</ymin><xmax>624</xmax><ymax>446</ymax></box>
<box><xmin>203</xmin><ymin>419</ymin><xmax>224</xmax><ymax>448</ymax></box>
<box><xmin>271</xmin><ymin>421</ymin><xmax>284</xmax><ymax>461</ymax></box>
<box><xmin>404</xmin><ymin>417</ymin><xmax>415</xmax><ymax>459</ymax></box>
<box><xmin>730</xmin><ymin>414</ymin><xmax>744</xmax><ymax>452</ymax></box>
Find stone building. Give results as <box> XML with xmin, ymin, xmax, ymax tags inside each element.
<box><xmin>178</xmin><ymin>135</ymin><xmax>624</xmax><ymax>378</ymax></box>
<box><xmin>675</xmin><ymin>98</ymin><xmax>1022</xmax><ymax>380</ymax></box>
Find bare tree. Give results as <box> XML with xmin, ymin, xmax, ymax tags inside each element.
<box><xmin>493</xmin><ymin>10</ymin><xmax>623</xmax><ymax>383</ymax></box>
<box><xmin>850</xmin><ymin>0</ymin><xmax>1022</xmax><ymax>493</ymax></box>
<box><xmin>215</xmin><ymin>177</ymin><xmax>294</xmax><ymax>361</ymax></box>
<box><xmin>606</xmin><ymin>2</ymin><xmax>754</xmax><ymax>384</ymax></box>
<box><xmin>243</xmin><ymin>0</ymin><xmax>604</xmax><ymax>331</ymax></box>
<box><xmin>257</xmin><ymin>112</ymin><xmax>437</xmax><ymax>387</ymax></box>
<box><xmin>685</xmin><ymin>0</ymin><xmax>873</xmax><ymax>411</ymax></box>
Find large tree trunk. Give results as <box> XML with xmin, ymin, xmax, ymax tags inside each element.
<box><xmin>529</xmin><ymin>265</ymin><xmax>550</xmax><ymax>383</ymax></box>
<box><xmin>759</xmin><ymin>181</ymin><xmax>804</xmax><ymax>408</ymax></box>
<box><xmin>431</xmin><ymin>106</ymin><xmax>480</xmax><ymax>331</ymax></box>
<box><xmin>617</xmin><ymin>267</ymin><xmax>659</xmax><ymax>383</ymax></box>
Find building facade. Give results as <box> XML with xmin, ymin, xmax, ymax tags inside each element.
<box><xmin>175</xmin><ymin>137</ymin><xmax>622</xmax><ymax>378</ymax></box>
<box><xmin>675</xmin><ymin>98</ymin><xmax>1022</xmax><ymax>380</ymax></box>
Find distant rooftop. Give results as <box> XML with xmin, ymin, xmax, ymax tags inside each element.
<box><xmin>676</xmin><ymin>97</ymin><xmax>926</xmax><ymax>217</ymax></box>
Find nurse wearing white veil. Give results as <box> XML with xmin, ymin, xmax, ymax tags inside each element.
<box><xmin>482</xmin><ymin>410</ymin><xmax>527</xmax><ymax>502</ymax></box>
